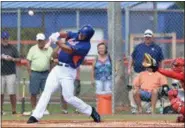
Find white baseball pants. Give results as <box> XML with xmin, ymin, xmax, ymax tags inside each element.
<box><xmin>32</xmin><ymin>65</ymin><xmax>92</xmax><ymax>120</ymax></box>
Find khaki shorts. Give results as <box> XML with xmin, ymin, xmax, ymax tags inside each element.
<box><xmin>1</xmin><ymin>74</ymin><xmax>16</xmax><ymax>95</ymax></box>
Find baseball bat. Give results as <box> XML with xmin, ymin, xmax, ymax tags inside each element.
<box><xmin>44</xmin><ymin>39</ymin><xmax>52</xmax><ymax>49</ymax></box>
<box><xmin>21</xmin><ymin>78</ymin><xmax>26</xmax><ymax>114</ymax></box>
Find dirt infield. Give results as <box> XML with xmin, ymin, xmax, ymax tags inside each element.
<box><xmin>2</xmin><ymin>120</ymin><xmax>184</xmax><ymax>127</ymax></box>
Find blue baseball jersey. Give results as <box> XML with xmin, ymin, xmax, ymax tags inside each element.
<box><xmin>58</xmin><ymin>31</ymin><xmax>91</xmax><ymax>69</ymax></box>
<box><xmin>132</xmin><ymin>42</ymin><xmax>164</xmax><ymax>73</ymax></box>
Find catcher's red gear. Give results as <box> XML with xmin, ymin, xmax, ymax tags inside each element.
<box><xmin>168</xmin><ymin>89</ymin><xmax>178</xmax><ymax>100</ymax></box>
<box><xmin>172</xmin><ymin>58</ymin><xmax>184</xmax><ymax>73</ymax></box>
<box><xmin>170</xmin><ymin>97</ymin><xmax>185</xmax><ymax>115</ymax></box>
<box><xmin>157</xmin><ymin>58</ymin><xmax>184</xmax><ymax>122</ymax></box>
<box><xmin>158</xmin><ymin>58</ymin><xmax>184</xmax><ymax>89</ymax></box>
<box><xmin>176</xmin><ymin>115</ymin><xmax>185</xmax><ymax>123</ymax></box>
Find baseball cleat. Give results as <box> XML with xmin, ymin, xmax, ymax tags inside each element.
<box><xmin>91</xmin><ymin>107</ymin><xmax>101</xmax><ymax>122</ymax></box>
<box><xmin>176</xmin><ymin>116</ymin><xmax>185</xmax><ymax>123</ymax></box>
<box><xmin>27</xmin><ymin>116</ymin><xmax>38</xmax><ymax>124</ymax></box>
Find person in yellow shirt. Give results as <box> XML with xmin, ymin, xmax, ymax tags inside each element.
<box><xmin>133</xmin><ymin>53</ymin><xmax>167</xmax><ymax>114</ymax></box>
<box><xmin>26</xmin><ymin>33</ymin><xmax>53</xmax><ymax>115</ymax></box>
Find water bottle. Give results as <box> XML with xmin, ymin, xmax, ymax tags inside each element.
<box><xmin>159</xmin><ymin>104</ymin><xmax>163</xmax><ymax>114</ymax></box>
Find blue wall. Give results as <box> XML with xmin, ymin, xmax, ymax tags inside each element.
<box><xmin>2</xmin><ymin>10</ymin><xmax>184</xmax><ymax>40</ymax></box>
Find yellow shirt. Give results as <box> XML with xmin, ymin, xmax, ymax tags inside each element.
<box><xmin>133</xmin><ymin>71</ymin><xmax>167</xmax><ymax>92</ymax></box>
<box><xmin>27</xmin><ymin>44</ymin><xmax>53</xmax><ymax>71</ymax></box>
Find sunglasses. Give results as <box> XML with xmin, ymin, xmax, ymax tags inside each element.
<box><xmin>144</xmin><ymin>33</ymin><xmax>152</xmax><ymax>36</ymax></box>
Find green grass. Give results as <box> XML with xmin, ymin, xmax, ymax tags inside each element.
<box><xmin>2</xmin><ymin>114</ymin><xmax>178</xmax><ymax>121</ymax></box>
<box><xmin>3</xmin><ymin>67</ymin><xmax>177</xmax><ymax>122</ymax></box>
<box><xmin>2</xmin><ymin>103</ymin><xmax>82</xmax><ymax>115</ymax></box>
<box><xmin>2</xmin><ymin>104</ymin><xmax>178</xmax><ymax>121</ymax></box>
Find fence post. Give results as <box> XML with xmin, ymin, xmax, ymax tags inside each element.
<box><xmin>125</xmin><ymin>7</ymin><xmax>130</xmax><ymax>57</ymax></box>
<box><xmin>108</xmin><ymin>2</ymin><xmax>128</xmax><ymax>114</ymax></box>
<box><xmin>17</xmin><ymin>8</ymin><xmax>21</xmax><ymax>53</ymax></box>
<box><xmin>153</xmin><ymin>2</ymin><xmax>158</xmax><ymax>33</ymax></box>
<box><xmin>172</xmin><ymin>32</ymin><xmax>177</xmax><ymax>59</ymax></box>
<box><xmin>76</xmin><ymin>10</ymin><xmax>80</xmax><ymax>30</ymax></box>
<box><xmin>17</xmin><ymin>8</ymin><xmax>21</xmax><ymax>101</ymax></box>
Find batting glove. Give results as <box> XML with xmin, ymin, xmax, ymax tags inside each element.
<box><xmin>49</xmin><ymin>32</ymin><xmax>60</xmax><ymax>43</ymax></box>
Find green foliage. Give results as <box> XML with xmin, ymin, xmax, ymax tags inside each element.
<box><xmin>1</xmin><ymin>27</ymin><xmax>42</xmax><ymax>40</ymax></box>
<box><xmin>21</xmin><ymin>28</ymin><xmax>43</xmax><ymax>40</ymax></box>
<box><xmin>176</xmin><ymin>2</ymin><xmax>185</xmax><ymax>9</ymax></box>
<box><xmin>1</xmin><ymin>27</ymin><xmax>43</xmax><ymax>57</ymax></box>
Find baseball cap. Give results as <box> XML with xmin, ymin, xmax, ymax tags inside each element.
<box><xmin>1</xmin><ymin>31</ymin><xmax>10</xmax><ymax>39</ymax></box>
<box><xmin>36</xmin><ymin>33</ymin><xmax>45</xmax><ymax>41</ymax></box>
<box><xmin>144</xmin><ymin>29</ymin><xmax>153</xmax><ymax>37</ymax></box>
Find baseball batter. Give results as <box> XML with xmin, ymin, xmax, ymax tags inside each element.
<box><xmin>27</xmin><ymin>25</ymin><xmax>101</xmax><ymax>123</ymax></box>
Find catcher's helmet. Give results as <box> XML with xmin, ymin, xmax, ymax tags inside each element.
<box><xmin>142</xmin><ymin>53</ymin><xmax>158</xmax><ymax>72</ymax></box>
<box><xmin>1</xmin><ymin>31</ymin><xmax>10</xmax><ymax>39</ymax></box>
<box><xmin>79</xmin><ymin>25</ymin><xmax>95</xmax><ymax>41</ymax></box>
<box><xmin>172</xmin><ymin>58</ymin><xmax>184</xmax><ymax>73</ymax></box>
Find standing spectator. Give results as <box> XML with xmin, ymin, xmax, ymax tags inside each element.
<box><xmin>1</xmin><ymin>31</ymin><xmax>20</xmax><ymax>115</ymax></box>
<box><xmin>26</xmin><ymin>33</ymin><xmax>53</xmax><ymax>115</ymax></box>
<box><xmin>91</xmin><ymin>42</ymin><xmax>112</xmax><ymax>94</ymax></box>
<box><xmin>128</xmin><ymin>29</ymin><xmax>164</xmax><ymax>113</ymax></box>
<box><xmin>51</xmin><ymin>46</ymin><xmax>81</xmax><ymax>114</ymax></box>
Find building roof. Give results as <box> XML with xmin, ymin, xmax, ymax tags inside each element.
<box><xmin>1</xmin><ymin>2</ymin><xmax>139</xmax><ymax>9</ymax></box>
<box><xmin>2</xmin><ymin>2</ymin><xmax>175</xmax><ymax>10</ymax></box>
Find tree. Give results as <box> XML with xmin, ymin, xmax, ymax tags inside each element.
<box><xmin>176</xmin><ymin>2</ymin><xmax>184</xmax><ymax>9</ymax></box>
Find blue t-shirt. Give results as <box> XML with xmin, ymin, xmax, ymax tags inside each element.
<box><xmin>94</xmin><ymin>57</ymin><xmax>112</xmax><ymax>81</ymax></box>
<box><xmin>58</xmin><ymin>31</ymin><xmax>91</xmax><ymax>69</ymax></box>
<box><xmin>132</xmin><ymin>42</ymin><xmax>164</xmax><ymax>73</ymax></box>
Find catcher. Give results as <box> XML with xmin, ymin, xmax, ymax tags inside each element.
<box><xmin>144</xmin><ymin>54</ymin><xmax>184</xmax><ymax>123</ymax></box>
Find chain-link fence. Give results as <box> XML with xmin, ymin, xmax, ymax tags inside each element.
<box><xmin>1</xmin><ymin>2</ymin><xmax>184</xmax><ymax>114</ymax></box>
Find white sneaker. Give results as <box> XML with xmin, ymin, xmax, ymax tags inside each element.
<box><xmin>23</xmin><ymin>111</ymin><xmax>32</xmax><ymax>116</ymax></box>
<box><xmin>131</xmin><ymin>107</ymin><xmax>137</xmax><ymax>114</ymax></box>
<box><xmin>44</xmin><ymin>110</ymin><xmax>50</xmax><ymax>115</ymax></box>
<box><xmin>145</xmin><ymin>103</ymin><xmax>151</xmax><ymax>114</ymax></box>
<box><xmin>146</xmin><ymin>109</ymin><xmax>151</xmax><ymax>114</ymax></box>
<box><xmin>74</xmin><ymin>109</ymin><xmax>80</xmax><ymax>114</ymax></box>
<box><xmin>1</xmin><ymin>111</ymin><xmax>6</xmax><ymax>115</ymax></box>
<box><xmin>61</xmin><ymin>110</ymin><xmax>68</xmax><ymax>114</ymax></box>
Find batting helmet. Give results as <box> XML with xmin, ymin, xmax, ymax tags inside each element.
<box><xmin>1</xmin><ymin>31</ymin><xmax>10</xmax><ymax>39</ymax></box>
<box><xmin>79</xmin><ymin>25</ymin><xmax>95</xmax><ymax>41</ymax></box>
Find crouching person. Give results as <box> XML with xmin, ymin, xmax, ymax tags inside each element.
<box><xmin>133</xmin><ymin>53</ymin><xmax>167</xmax><ymax>114</ymax></box>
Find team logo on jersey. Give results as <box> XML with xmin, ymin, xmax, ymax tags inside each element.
<box><xmin>68</xmin><ymin>38</ymin><xmax>79</xmax><ymax>46</ymax></box>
